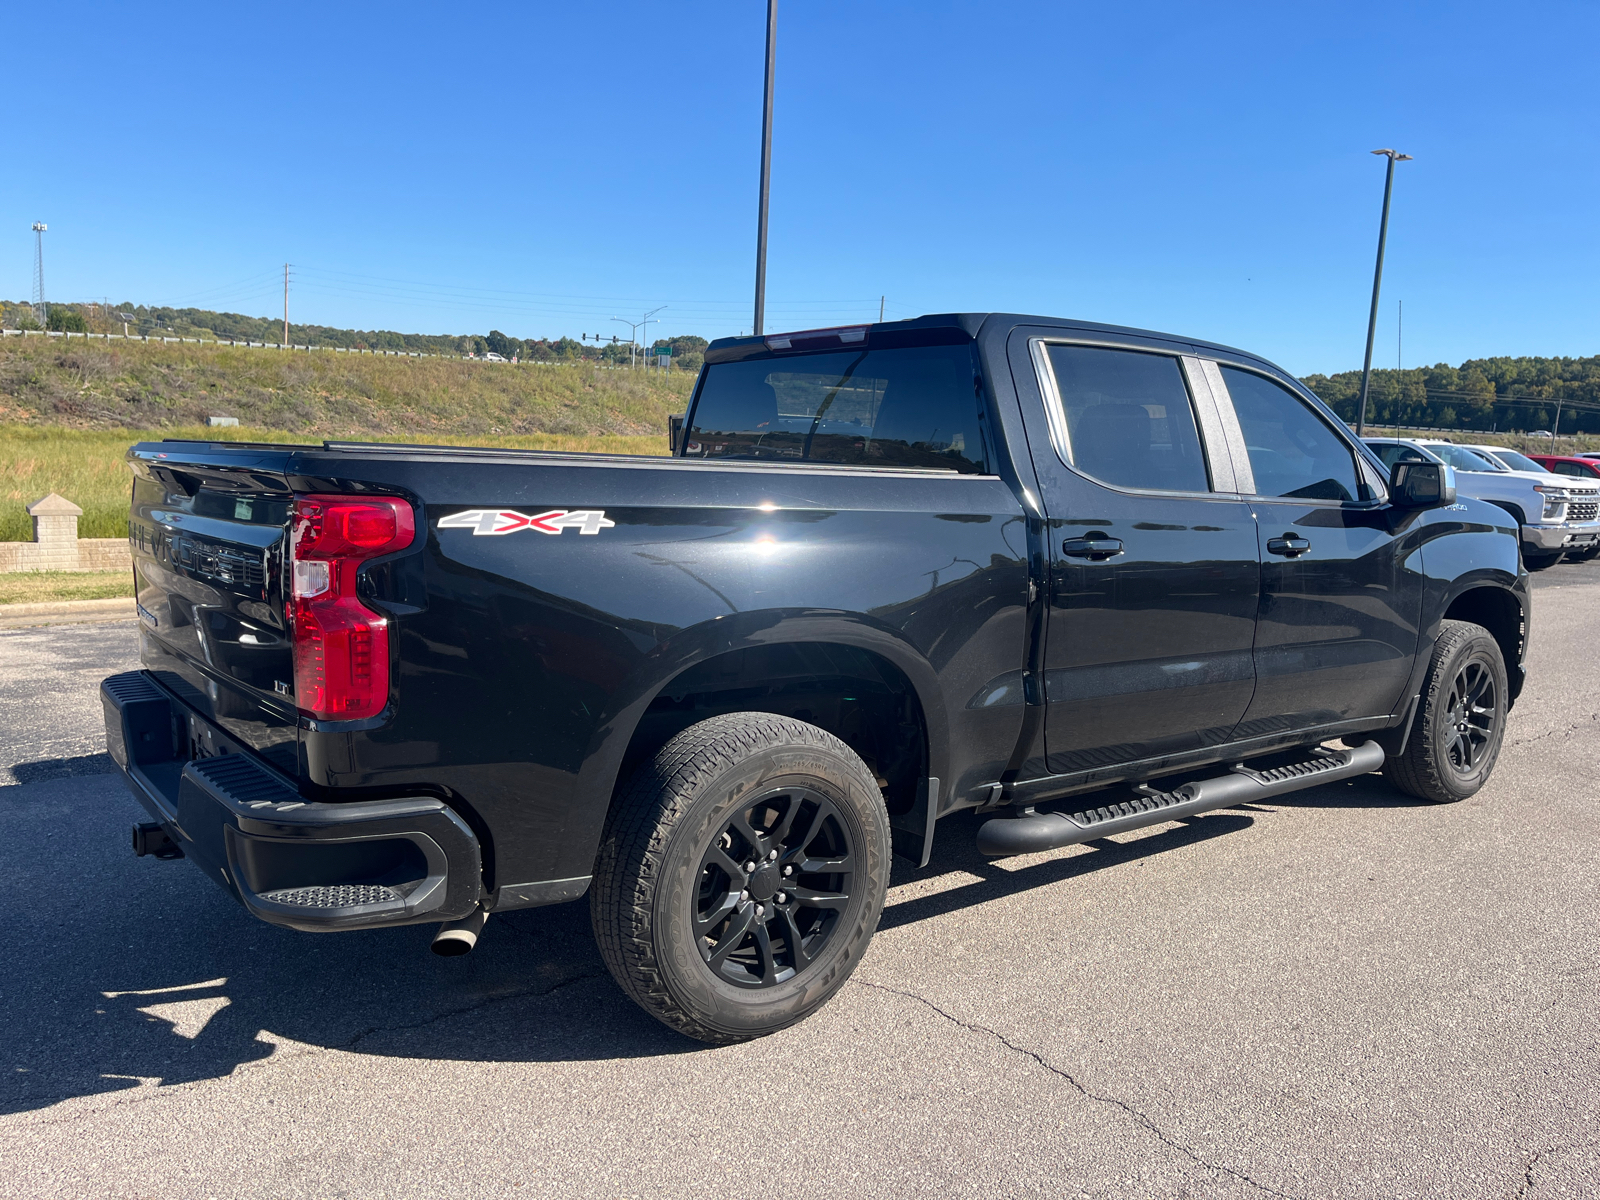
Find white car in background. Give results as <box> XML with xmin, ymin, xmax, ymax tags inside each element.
<box><xmin>1364</xmin><ymin>437</ymin><xmax>1600</xmax><ymax>569</ymax></box>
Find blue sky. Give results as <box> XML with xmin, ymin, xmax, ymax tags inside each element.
<box><xmin>1</xmin><ymin>1</ymin><xmax>1595</xmax><ymax>375</ymax></box>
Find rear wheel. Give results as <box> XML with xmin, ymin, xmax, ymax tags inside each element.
<box><xmin>590</xmin><ymin>712</ymin><xmax>890</xmax><ymax>1044</ymax></box>
<box><xmin>1384</xmin><ymin>620</ymin><xmax>1508</xmax><ymax>803</ymax></box>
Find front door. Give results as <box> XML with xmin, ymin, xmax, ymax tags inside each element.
<box><xmin>1212</xmin><ymin>364</ymin><xmax>1421</xmax><ymax>735</ymax></box>
<box><xmin>1008</xmin><ymin>333</ymin><xmax>1262</xmax><ymax>777</ymax></box>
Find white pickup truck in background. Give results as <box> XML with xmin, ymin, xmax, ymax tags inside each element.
<box><xmin>1364</xmin><ymin>437</ymin><xmax>1600</xmax><ymax>569</ymax></box>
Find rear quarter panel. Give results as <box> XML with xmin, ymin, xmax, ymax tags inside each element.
<box><xmin>287</xmin><ymin>450</ymin><xmax>1030</xmax><ymax>894</ymax></box>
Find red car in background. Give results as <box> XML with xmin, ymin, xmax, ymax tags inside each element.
<box><xmin>1529</xmin><ymin>454</ymin><xmax>1600</xmax><ymax>481</ymax></box>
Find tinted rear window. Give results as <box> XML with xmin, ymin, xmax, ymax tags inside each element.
<box><xmin>685</xmin><ymin>345</ymin><xmax>990</xmax><ymax>473</ymax></box>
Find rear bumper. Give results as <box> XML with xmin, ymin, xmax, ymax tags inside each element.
<box><xmin>102</xmin><ymin>671</ymin><xmax>482</xmax><ymax>933</ymax></box>
<box><xmin>1524</xmin><ymin>520</ymin><xmax>1600</xmax><ymax>550</ymax></box>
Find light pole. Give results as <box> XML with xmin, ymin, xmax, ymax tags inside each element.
<box><xmin>611</xmin><ymin>305</ymin><xmax>666</xmax><ymax>368</ymax></box>
<box><xmin>1355</xmin><ymin>149</ymin><xmax>1412</xmax><ymax>437</ymax></box>
<box><xmin>31</xmin><ymin>223</ymin><xmax>47</xmax><ymax>328</ymax></box>
<box><xmin>753</xmin><ymin>0</ymin><xmax>776</xmax><ymax>336</ymax></box>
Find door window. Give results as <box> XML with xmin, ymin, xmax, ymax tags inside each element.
<box><xmin>1554</xmin><ymin>462</ymin><xmax>1583</xmax><ymax>476</ymax></box>
<box><xmin>1042</xmin><ymin>345</ymin><xmax>1210</xmax><ymax>493</ymax></box>
<box><xmin>1223</xmin><ymin>368</ymin><xmax>1361</xmax><ymax>502</ymax></box>
<box><xmin>1426</xmin><ymin>443</ymin><xmax>1501</xmax><ymax>473</ymax></box>
<box><xmin>1488</xmin><ymin>448</ymin><xmax>1547</xmax><ymax>473</ymax></box>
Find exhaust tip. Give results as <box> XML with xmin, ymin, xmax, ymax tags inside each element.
<box><xmin>431</xmin><ymin>928</ymin><xmax>478</xmax><ymax>957</ymax></box>
<box><xmin>430</xmin><ymin>908</ymin><xmax>487</xmax><ymax>956</ymax></box>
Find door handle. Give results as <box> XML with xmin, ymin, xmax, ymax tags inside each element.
<box><xmin>1062</xmin><ymin>535</ymin><xmax>1125</xmax><ymax>561</ymax></box>
<box><xmin>1266</xmin><ymin>534</ymin><xmax>1312</xmax><ymax>558</ymax></box>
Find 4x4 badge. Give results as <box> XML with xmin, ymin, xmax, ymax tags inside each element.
<box><xmin>438</xmin><ymin>508</ymin><xmax>616</xmax><ymax>536</ymax></box>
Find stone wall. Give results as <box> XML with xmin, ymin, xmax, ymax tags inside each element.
<box><xmin>0</xmin><ymin>494</ymin><xmax>133</xmax><ymax>574</ymax></box>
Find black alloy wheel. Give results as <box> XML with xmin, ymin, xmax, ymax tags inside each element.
<box><xmin>1441</xmin><ymin>660</ymin><xmax>1498</xmax><ymax>776</ymax></box>
<box><xmin>1385</xmin><ymin>619</ymin><xmax>1509</xmax><ymax>803</ymax></box>
<box><xmin>694</xmin><ymin>786</ymin><xmax>855</xmax><ymax>989</ymax></box>
<box><xmin>591</xmin><ymin>712</ymin><xmax>891</xmax><ymax>1044</ymax></box>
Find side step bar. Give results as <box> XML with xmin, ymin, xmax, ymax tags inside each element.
<box><xmin>976</xmin><ymin>740</ymin><xmax>1386</xmax><ymax>858</ymax></box>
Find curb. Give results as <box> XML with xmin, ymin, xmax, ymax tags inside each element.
<box><xmin>0</xmin><ymin>597</ymin><xmax>136</xmax><ymax>629</ymax></box>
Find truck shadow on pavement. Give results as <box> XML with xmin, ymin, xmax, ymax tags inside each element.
<box><xmin>1</xmin><ymin>766</ymin><xmax>1409</xmax><ymax>1116</ymax></box>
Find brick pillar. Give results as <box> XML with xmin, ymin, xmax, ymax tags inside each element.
<box><xmin>27</xmin><ymin>493</ymin><xmax>84</xmax><ymax>571</ymax></box>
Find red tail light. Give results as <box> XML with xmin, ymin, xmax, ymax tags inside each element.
<box><xmin>289</xmin><ymin>495</ymin><xmax>415</xmax><ymax>720</ymax></box>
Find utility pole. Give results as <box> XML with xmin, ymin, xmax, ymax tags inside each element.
<box><xmin>1397</xmin><ymin>299</ymin><xmax>1402</xmax><ymax>373</ymax></box>
<box><xmin>283</xmin><ymin>263</ymin><xmax>290</xmax><ymax>346</ymax></box>
<box><xmin>753</xmin><ymin>0</ymin><xmax>777</xmax><ymax>336</ymax></box>
<box><xmin>31</xmin><ymin>223</ymin><xmax>47</xmax><ymax>328</ymax></box>
<box><xmin>879</xmin><ymin>296</ymin><xmax>885</xmax><ymax>324</ymax></box>
<box><xmin>1552</xmin><ymin>400</ymin><xmax>1562</xmax><ymax>451</ymax></box>
<box><xmin>1356</xmin><ymin>149</ymin><xmax>1412</xmax><ymax>436</ymax></box>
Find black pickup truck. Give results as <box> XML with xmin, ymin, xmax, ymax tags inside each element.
<box><xmin>103</xmin><ymin>313</ymin><xmax>1528</xmax><ymax>1043</ymax></box>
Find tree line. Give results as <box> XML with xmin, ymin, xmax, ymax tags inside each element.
<box><xmin>0</xmin><ymin>301</ymin><xmax>709</xmax><ymax>371</ymax></box>
<box><xmin>1303</xmin><ymin>356</ymin><xmax>1600</xmax><ymax>434</ymax></box>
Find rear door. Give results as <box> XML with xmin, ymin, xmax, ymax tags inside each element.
<box><xmin>1007</xmin><ymin>331</ymin><xmax>1262</xmax><ymax>776</ymax></box>
<box><xmin>129</xmin><ymin>450</ymin><xmax>300</xmax><ymax>772</ymax></box>
<box><xmin>1211</xmin><ymin>365</ymin><xmax>1420</xmax><ymax>734</ymax></box>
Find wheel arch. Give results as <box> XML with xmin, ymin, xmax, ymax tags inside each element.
<box><xmin>1440</xmin><ymin>584</ymin><xmax>1526</xmax><ymax>702</ymax></box>
<box><xmin>585</xmin><ymin>609</ymin><xmax>948</xmax><ymax>838</ymax></box>
<box><xmin>1483</xmin><ymin>498</ymin><xmax>1528</xmax><ymax>528</ymax></box>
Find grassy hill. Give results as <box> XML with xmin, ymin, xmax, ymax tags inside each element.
<box><xmin>0</xmin><ymin>336</ymin><xmax>689</xmax><ymax>540</ymax></box>
<box><xmin>0</xmin><ymin>334</ymin><xmax>692</xmax><ymax>435</ymax></box>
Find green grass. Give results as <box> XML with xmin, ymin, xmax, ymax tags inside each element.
<box><xmin>0</xmin><ymin>570</ymin><xmax>134</xmax><ymax>605</ymax></box>
<box><xmin>0</xmin><ymin>335</ymin><xmax>694</xmax><ymax>434</ymax></box>
<box><xmin>0</xmin><ymin>337</ymin><xmax>684</xmax><ymax>540</ymax></box>
<box><xmin>0</xmin><ymin>425</ymin><xmax>670</xmax><ymax>540</ymax></box>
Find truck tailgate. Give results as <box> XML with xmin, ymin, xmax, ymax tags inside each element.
<box><xmin>129</xmin><ymin>448</ymin><xmax>300</xmax><ymax>773</ymax></box>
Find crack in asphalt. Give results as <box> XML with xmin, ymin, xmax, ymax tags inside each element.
<box><xmin>12</xmin><ymin>970</ymin><xmax>607</xmax><ymax>1128</ymax></box>
<box><xmin>853</xmin><ymin>978</ymin><xmax>1300</xmax><ymax>1199</ymax></box>
<box><xmin>1514</xmin><ymin>1138</ymin><xmax>1599</xmax><ymax>1198</ymax></box>
<box><xmin>1509</xmin><ymin>712</ymin><xmax>1600</xmax><ymax>748</ymax></box>
<box><xmin>343</xmin><ymin>969</ymin><xmax>604</xmax><ymax>1052</ymax></box>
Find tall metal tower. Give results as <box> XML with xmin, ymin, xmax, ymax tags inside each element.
<box><xmin>31</xmin><ymin>223</ymin><xmax>47</xmax><ymax>327</ymax></box>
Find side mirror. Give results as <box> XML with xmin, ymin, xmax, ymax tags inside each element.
<box><xmin>669</xmin><ymin>413</ymin><xmax>685</xmax><ymax>455</ymax></box>
<box><xmin>1390</xmin><ymin>460</ymin><xmax>1456</xmax><ymax>508</ymax></box>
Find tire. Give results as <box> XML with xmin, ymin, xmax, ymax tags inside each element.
<box><xmin>590</xmin><ymin>712</ymin><xmax>891</xmax><ymax>1044</ymax></box>
<box><xmin>1523</xmin><ymin>549</ymin><xmax>1563</xmax><ymax>571</ymax></box>
<box><xmin>1567</xmin><ymin>545</ymin><xmax>1600</xmax><ymax>563</ymax></box>
<box><xmin>1384</xmin><ymin>620</ymin><xmax>1509</xmax><ymax>804</ymax></box>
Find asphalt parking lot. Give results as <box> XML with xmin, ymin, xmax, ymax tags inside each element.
<box><xmin>2</xmin><ymin>564</ymin><xmax>1596</xmax><ymax>1200</ymax></box>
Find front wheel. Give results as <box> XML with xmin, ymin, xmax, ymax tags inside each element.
<box><xmin>590</xmin><ymin>712</ymin><xmax>890</xmax><ymax>1044</ymax></box>
<box><xmin>1384</xmin><ymin>620</ymin><xmax>1509</xmax><ymax>804</ymax></box>
<box><xmin>1523</xmin><ymin>548</ymin><xmax>1563</xmax><ymax>571</ymax></box>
